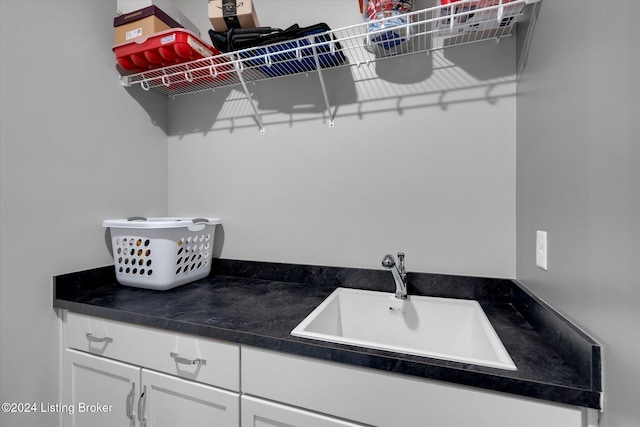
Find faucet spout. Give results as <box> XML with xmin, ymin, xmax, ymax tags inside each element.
<box><xmin>381</xmin><ymin>253</ymin><xmax>408</xmax><ymax>299</ymax></box>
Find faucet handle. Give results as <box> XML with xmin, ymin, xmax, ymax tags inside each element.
<box><xmin>397</xmin><ymin>252</ymin><xmax>405</xmax><ymax>271</ymax></box>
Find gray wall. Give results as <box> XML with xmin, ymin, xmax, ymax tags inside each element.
<box><xmin>168</xmin><ymin>0</ymin><xmax>518</xmax><ymax>278</ymax></box>
<box><xmin>516</xmin><ymin>0</ymin><xmax>640</xmax><ymax>425</ymax></box>
<box><xmin>0</xmin><ymin>1</ymin><xmax>168</xmax><ymax>426</ymax></box>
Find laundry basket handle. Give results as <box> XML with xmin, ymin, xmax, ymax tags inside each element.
<box><xmin>191</xmin><ymin>218</ymin><xmax>209</xmax><ymax>224</ymax></box>
<box><xmin>127</xmin><ymin>216</ymin><xmax>148</xmax><ymax>222</ymax></box>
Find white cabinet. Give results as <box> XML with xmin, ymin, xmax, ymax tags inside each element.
<box><xmin>63</xmin><ymin>349</ymin><xmax>239</xmax><ymax>427</ymax></box>
<box><xmin>241</xmin><ymin>347</ymin><xmax>587</xmax><ymax>427</ymax></box>
<box><xmin>60</xmin><ymin>312</ymin><xmax>596</xmax><ymax>427</ymax></box>
<box><xmin>61</xmin><ymin>312</ymin><xmax>241</xmax><ymax>427</ymax></box>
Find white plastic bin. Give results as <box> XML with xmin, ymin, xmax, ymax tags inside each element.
<box><xmin>102</xmin><ymin>217</ymin><xmax>221</xmax><ymax>290</ymax></box>
<box><xmin>436</xmin><ymin>0</ymin><xmax>524</xmax><ymax>35</ymax></box>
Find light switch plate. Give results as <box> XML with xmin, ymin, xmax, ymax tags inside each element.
<box><xmin>536</xmin><ymin>230</ymin><xmax>548</xmax><ymax>270</ymax></box>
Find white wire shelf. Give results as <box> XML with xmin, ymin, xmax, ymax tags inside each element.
<box><xmin>120</xmin><ymin>0</ymin><xmax>540</xmax><ymax>133</ymax></box>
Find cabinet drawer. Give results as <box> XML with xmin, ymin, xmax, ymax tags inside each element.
<box><xmin>63</xmin><ymin>312</ymin><xmax>240</xmax><ymax>391</ymax></box>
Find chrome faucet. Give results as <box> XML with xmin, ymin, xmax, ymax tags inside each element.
<box><xmin>382</xmin><ymin>252</ymin><xmax>407</xmax><ymax>299</ymax></box>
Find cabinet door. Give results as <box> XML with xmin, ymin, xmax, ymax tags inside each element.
<box><xmin>140</xmin><ymin>369</ymin><xmax>239</xmax><ymax>427</ymax></box>
<box><xmin>65</xmin><ymin>349</ymin><xmax>139</xmax><ymax>427</ymax></box>
<box><xmin>241</xmin><ymin>396</ymin><xmax>363</xmax><ymax>427</ymax></box>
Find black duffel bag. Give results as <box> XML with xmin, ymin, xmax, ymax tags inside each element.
<box><xmin>208</xmin><ymin>23</ymin><xmax>347</xmax><ymax>77</ymax></box>
<box><xmin>209</xmin><ymin>25</ymin><xmax>303</xmax><ymax>53</ymax></box>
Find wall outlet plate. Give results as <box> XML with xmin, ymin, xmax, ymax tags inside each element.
<box><xmin>536</xmin><ymin>230</ymin><xmax>548</xmax><ymax>270</ymax></box>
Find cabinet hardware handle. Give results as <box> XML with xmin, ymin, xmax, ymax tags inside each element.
<box><xmin>125</xmin><ymin>382</ymin><xmax>135</xmax><ymax>421</ymax></box>
<box><xmin>170</xmin><ymin>352</ymin><xmax>207</xmax><ymax>366</ymax></box>
<box><xmin>138</xmin><ymin>385</ymin><xmax>147</xmax><ymax>427</ymax></box>
<box><xmin>85</xmin><ymin>332</ymin><xmax>113</xmax><ymax>344</ymax></box>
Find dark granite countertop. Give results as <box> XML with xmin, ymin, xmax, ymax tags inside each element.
<box><xmin>53</xmin><ymin>259</ymin><xmax>602</xmax><ymax>410</ymax></box>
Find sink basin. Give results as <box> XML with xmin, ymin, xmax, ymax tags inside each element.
<box><xmin>291</xmin><ymin>288</ymin><xmax>517</xmax><ymax>371</ymax></box>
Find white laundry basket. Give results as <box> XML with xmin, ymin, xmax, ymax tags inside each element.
<box><xmin>102</xmin><ymin>217</ymin><xmax>221</xmax><ymax>290</ymax></box>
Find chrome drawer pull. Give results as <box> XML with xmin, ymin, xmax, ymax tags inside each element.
<box><xmin>125</xmin><ymin>383</ymin><xmax>135</xmax><ymax>421</ymax></box>
<box><xmin>170</xmin><ymin>352</ymin><xmax>207</xmax><ymax>366</ymax></box>
<box><xmin>85</xmin><ymin>332</ymin><xmax>113</xmax><ymax>344</ymax></box>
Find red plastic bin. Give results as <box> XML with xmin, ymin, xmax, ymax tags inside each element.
<box><xmin>113</xmin><ymin>28</ymin><xmax>228</xmax><ymax>74</ymax></box>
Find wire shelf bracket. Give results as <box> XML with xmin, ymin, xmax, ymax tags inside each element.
<box><xmin>234</xmin><ymin>57</ymin><xmax>265</xmax><ymax>134</ymax></box>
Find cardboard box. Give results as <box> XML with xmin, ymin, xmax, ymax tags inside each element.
<box><xmin>208</xmin><ymin>0</ymin><xmax>260</xmax><ymax>32</ymax></box>
<box><xmin>114</xmin><ymin>5</ymin><xmax>182</xmax><ymax>43</ymax></box>
<box><xmin>116</xmin><ymin>0</ymin><xmax>200</xmax><ymax>36</ymax></box>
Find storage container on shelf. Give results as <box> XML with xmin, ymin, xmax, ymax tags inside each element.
<box><xmin>113</xmin><ymin>28</ymin><xmax>230</xmax><ymax>76</ymax></box>
<box><xmin>113</xmin><ymin>5</ymin><xmax>183</xmax><ymax>44</ymax></box>
<box><xmin>362</xmin><ymin>0</ymin><xmax>414</xmax><ymax>54</ymax></box>
<box><xmin>208</xmin><ymin>0</ymin><xmax>260</xmax><ymax>32</ymax></box>
<box><xmin>102</xmin><ymin>217</ymin><xmax>221</xmax><ymax>290</ymax></box>
<box><xmin>436</xmin><ymin>0</ymin><xmax>524</xmax><ymax>35</ymax></box>
<box><xmin>116</xmin><ymin>0</ymin><xmax>200</xmax><ymax>36</ymax></box>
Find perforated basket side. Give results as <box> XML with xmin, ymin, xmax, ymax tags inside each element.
<box><xmin>108</xmin><ymin>224</ymin><xmax>215</xmax><ymax>290</ymax></box>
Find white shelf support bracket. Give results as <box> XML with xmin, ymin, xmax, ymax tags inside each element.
<box><xmin>233</xmin><ymin>57</ymin><xmax>265</xmax><ymax>134</ymax></box>
<box><xmin>120</xmin><ymin>76</ymin><xmax>132</xmax><ymax>88</ymax></box>
<box><xmin>310</xmin><ymin>37</ymin><xmax>336</xmax><ymax>128</ymax></box>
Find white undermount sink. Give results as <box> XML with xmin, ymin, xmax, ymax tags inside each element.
<box><xmin>291</xmin><ymin>288</ymin><xmax>517</xmax><ymax>371</ymax></box>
